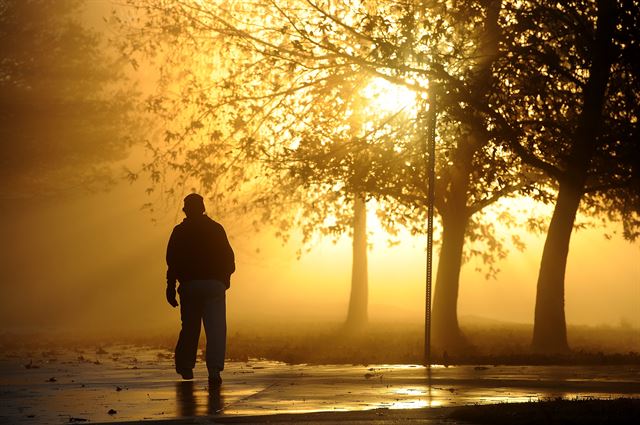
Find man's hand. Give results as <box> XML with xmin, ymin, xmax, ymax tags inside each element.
<box><xmin>166</xmin><ymin>286</ymin><xmax>179</xmax><ymax>308</ymax></box>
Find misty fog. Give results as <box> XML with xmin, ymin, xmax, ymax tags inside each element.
<box><xmin>0</xmin><ymin>0</ymin><xmax>638</xmax><ymax>357</ymax></box>
<box><xmin>1</xmin><ymin>180</ymin><xmax>638</xmax><ymax>337</ymax></box>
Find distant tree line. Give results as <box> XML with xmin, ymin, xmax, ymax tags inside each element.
<box><xmin>0</xmin><ymin>0</ymin><xmax>139</xmax><ymax>199</ymax></box>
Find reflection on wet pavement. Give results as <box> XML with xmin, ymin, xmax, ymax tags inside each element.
<box><xmin>175</xmin><ymin>380</ymin><xmax>223</xmax><ymax>416</ymax></box>
<box><xmin>1</xmin><ymin>345</ymin><xmax>639</xmax><ymax>424</ymax></box>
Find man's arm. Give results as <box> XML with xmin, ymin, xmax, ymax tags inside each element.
<box><xmin>220</xmin><ymin>226</ymin><xmax>235</xmax><ymax>288</ymax></box>
<box><xmin>165</xmin><ymin>228</ymin><xmax>179</xmax><ymax>307</ymax></box>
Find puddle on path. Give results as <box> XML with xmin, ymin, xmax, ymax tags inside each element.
<box><xmin>1</xmin><ymin>345</ymin><xmax>638</xmax><ymax>424</ymax></box>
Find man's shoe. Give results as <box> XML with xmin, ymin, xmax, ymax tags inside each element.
<box><xmin>208</xmin><ymin>370</ymin><xmax>222</xmax><ymax>387</ymax></box>
<box><xmin>177</xmin><ymin>369</ymin><xmax>193</xmax><ymax>380</ymax></box>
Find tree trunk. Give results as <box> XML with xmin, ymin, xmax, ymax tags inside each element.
<box><xmin>532</xmin><ymin>182</ymin><xmax>583</xmax><ymax>353</ymax></box>
<box><xmin>432</xmin><ymin>207</ymin><xmax>468</xmax><ymax>353</ymax></box>
<box><xmin>428</xmin><ymin>1</ymin><xmax>501</xmax><ymax>355</ymax></box>
<box><xmin>345</xmin><ymin>194</ymin><xmax>368</xmax><ymax>329</ymax></box>
<box><xmin>531</xmin><ymin>0</ymin><xmax>615</xmax><ymax>354</ymax></box>
<box><xmin>432</xmin><ymin>143</ymin><xmax>472</xmax><ymax>353</ymax></box>
<box><xmin>430</xmin><ymin>125</ymin><xmax>477</xmax><ymax>354</ymax></box>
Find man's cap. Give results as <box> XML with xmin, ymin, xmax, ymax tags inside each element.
<box><xmin>183</xmin><ymin>193</ymin><xmax>205</xmax><ymax>213</ymax></box>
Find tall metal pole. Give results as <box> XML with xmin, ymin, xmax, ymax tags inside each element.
<box><xmin>424</xmin><ymin>88</ymin><xmax>437</xmax><ymax>368</ymax></box>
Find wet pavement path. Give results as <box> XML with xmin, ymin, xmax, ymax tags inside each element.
<box><xmin>1</xmin><ymin>345</ymin><xmax>639</xmax><ymax>424</ymax></box>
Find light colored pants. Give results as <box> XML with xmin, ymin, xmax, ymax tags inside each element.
<box><xmin>175</xmin><ymin>279</ymin><xmax>227</xmax><ymax>373</ymax></box>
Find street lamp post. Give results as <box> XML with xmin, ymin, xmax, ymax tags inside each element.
<box><xmin>424</xmin><ymin>88</ymin><xmax>437</xmax><ymax>368</ymax></box>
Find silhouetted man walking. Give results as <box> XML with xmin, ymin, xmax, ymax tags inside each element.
<box><xmin>166</xmin><ymin>193</ymin><xmax>235</xmax><ymax>386</ymax></box>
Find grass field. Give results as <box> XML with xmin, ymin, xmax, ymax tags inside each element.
<box><xmin>222</xmin><ymin>320</ymin><xmax>640</xmax><ymax>365</ymax></box>
<box><xmin>3</xmin><ymin>319</ymin><xmax>637</xmax><ymax>365</ymax></box>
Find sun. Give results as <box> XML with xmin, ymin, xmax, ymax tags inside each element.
<box><xmin>362</xmin><ymin>77</ymin><xmax>418</xmax><ymax>114</ymax></box>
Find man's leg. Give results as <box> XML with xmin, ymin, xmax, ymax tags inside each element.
<box><xmin>202</xmin><ymin>280</ymin><xmax>226</xmax><ymax>382</ymax></box>
<box><xmin>175</xmin><ymin>283</ymin><xmax>202</xmax><ymax>379</ymax></box>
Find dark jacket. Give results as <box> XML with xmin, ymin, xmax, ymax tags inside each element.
<box><xmin>166</xmin><ymin>214</ymin><xmax>235</xmax><ymax>288</ymax></box>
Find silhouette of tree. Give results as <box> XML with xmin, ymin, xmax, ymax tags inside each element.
<box><xmin>276</xmin><ymin>76</ymin><xmax>420</xmax><ymax>329</ymax></box>
<box><xmin>117</xmin><ymin>0</ymin><xmax>537</xmax><ymax>350</ymax></box>
<box><xmin>0</xmin><ymin>0</ymin><xmax>139</xmax><ymax>198</ymax></box>
<box><xmin>494</xmin><ymin>0</ymin><xmax>640</xmax><ymax>353</ymax></box>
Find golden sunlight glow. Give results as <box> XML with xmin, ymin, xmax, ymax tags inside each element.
<box><xmin>362</xmin><ymin>77</ymin><xmax>417</xmax><ymax>114</ymax></box>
